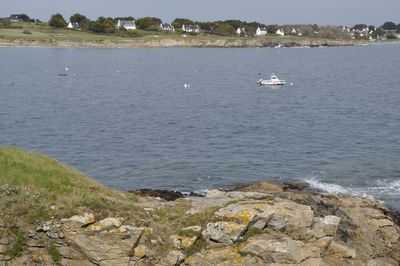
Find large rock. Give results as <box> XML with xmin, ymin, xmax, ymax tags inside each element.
<box><xmin>183</xmin><ymin>246</ymin><xmax>241</xmax><ymax>265</ymax></box>
<box><xmin>203</xmin><ymin>221</ymin><xmax>246</xmax><ymax>244</ymax></box>
<box><xmin>62</xmin><ymin>223</ymin><xmax>145</xmax><ymax>265</ymax></box>
<box><xmin>85</xmin><ymin>217</ymin><xmax>123</xmax><ymax>234</ymax></box>
<box><xmin>310</xmin><ymin>215</ymin><xmax>341</xmax><ymax>239</ymax></box>
<box><xmin>267</xmin><ymin>200</ymin><xmax>314</xmax><ymax>236</ymax></box>
<box><xmin>239</xmin><ymin>233</ymin><xmax>321</xmax><ymax>264</ymax></box>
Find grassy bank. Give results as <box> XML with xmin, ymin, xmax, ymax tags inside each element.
<box><xmin>0</xmin><ymin>145</ymin><xmax>143</xmax><ymax>226</ymax></box>
<box><xmin>0</xmin><ymin>22</ymin><xmax>366</xmax><ymax>48</ymax></box>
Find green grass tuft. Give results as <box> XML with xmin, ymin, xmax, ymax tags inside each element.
<box><xmin>6</xmin><ymin>227</ymin><xmax>27</xmax><ymax>258</ymax></box>
<box><xmin>48</xmin><ymin>244</ymin><xmax>61</xmax><ymax>263</ymax></box>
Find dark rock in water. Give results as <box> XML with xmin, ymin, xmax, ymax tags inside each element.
<box><xmin>129</xmin><ymin>189</ymin><xmax>184</xmax><ymax>201</ymax></box>
<box><xmin>282</xmin><ymin>180</ymin><xmax>311</xmax><ymax>191</ymax></box>
<box><xmin>387</xmin><ymin>207</ymin><xmax>400</xmax><ymax>226</ymax></box>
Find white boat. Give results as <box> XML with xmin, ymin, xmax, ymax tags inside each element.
<box><xmin>258</xmin><ymin>74</ymin><xmax>286</xmax><ymax>86</ymax></box>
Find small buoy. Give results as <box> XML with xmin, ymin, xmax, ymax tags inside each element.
<box><xmin>289</xmin><ymin>82</ymin><xmax>294</xmax><ymax>86</ymax></box>
<box><xmin>65</xmin><ymin>67</ymin><xmax>69</xmax><ymax>71</ymax></box>
<box><xmin>184</xmin><ymin>83</ymin><xmax>190</xmax><ymax>88</ymax></box>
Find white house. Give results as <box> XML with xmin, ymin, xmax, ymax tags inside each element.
<box><xmin>276</xmin><ymin>29</ymin><xmax>285</xmax><ymax>36</ymax></box>
<box><xmin>181</xmin><ymin>24</ymin><xmax>200</xmax><ymax>33</ymax></box>
<box><xmin>236</xmin><ymin>27</ymin><xmax>247</xmax><ymax>36</ymax></box>
<box><xmin>117</xmin><ymin>19</ymin><xmax>136</xmax><ymax>30</ymax></box>
<box><xmin>160</xmin><ymin>23</ymin><xmax>175</xmax><ymax>31</ymax></box>
<box><xmin>67</xmin><ymin>22</ymin><xmax>80</xmax><ymax>30</ymax></box>
<box><xmin>291</xmin><ymin>28</ymin><xmax>297</xmax><ymax>34</ymax></box>
<box><xmin>256</xmin><ymin>27</ymin><xmax>267</xmax><ymax>36</ymax></box>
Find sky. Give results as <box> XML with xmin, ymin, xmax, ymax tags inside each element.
<box><xmin>1</xmin><ymin>0</ymin><xmax>399</xmax><ymax>26</ymax></box>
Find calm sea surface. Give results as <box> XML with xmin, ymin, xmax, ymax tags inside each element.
<box><xmin>1</xmin><ymin>45</ymin><xmax>399</xmax><ymax>208</ymax></box>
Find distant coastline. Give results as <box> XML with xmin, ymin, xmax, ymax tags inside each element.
<box><xmin>0</xmin><ymin>36</ymin><xmax>370</xmax><ymax>48</ymax></box>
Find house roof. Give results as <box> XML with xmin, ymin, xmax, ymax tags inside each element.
<box><xmin>118</xmin><ymin>20</ymin><xmax>136</xmax><ymax>27</ymax></box>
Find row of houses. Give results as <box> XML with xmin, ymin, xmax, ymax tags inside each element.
<box><xmin>67</xmin><ymin>19</ymin><xmax>177</xmax><ymax>32</ymax></box>
<box><xmin>237</xmin><ymin>27</ymin><xmax>302</xmax><ymax>36</ymax></box>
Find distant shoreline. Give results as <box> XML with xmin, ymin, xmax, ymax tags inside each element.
<box><xmin>0</xmin><ymin>36</ymin><xmax>375</xmax><ymax>48</ymax></box>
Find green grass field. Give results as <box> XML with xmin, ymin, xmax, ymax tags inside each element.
<box><xmin>0</xmin><ymin>145</ymin><xmax>142</xmax><ymax>225</ymax></box>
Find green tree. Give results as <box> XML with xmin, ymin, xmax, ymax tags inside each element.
<box><xmin>136</xmin><ymin>17</ymin><xmax>162</xmax><ymax>31</ymax></box>
<box><xmin>48</xmin><ymin>13</ymin><xmax>67</xmax><ymax>28</ymax></box>
<box><xmin>266</xmin><ymin>24</ymin><xmax>278</xmax><ymax>34</ymax></box>
<box><xmin>382</xmin><ymin>21</ymin><xmax>396</xmax><ymax>31</ymax></box>
<box><xmin>212</xmin><ymin>23</ymin><xmax>235</xmax><ymax>36</ymax></box>
<box><xmin>172</xmin><ymin>18</ymin><xmax>194</xmax><ymax>30</ymax></box>
<box><xmin>10</xmin><ymin>14</ymin><xmax>33</xmax><ymax>22</ymax></box>
<box><xmin>352</xmin><ymin>24</ymin><xmax>367</xmax><ymax>31</ymax></box>
<box><xmin>396</xmin><ymin>24</ymin><xmax>400</xmax><ymax>33</ymax></box>
<box><xmin>70</xmin><ymin>13</ymin><xmax>90</xmax><ymax>29</ymax></box>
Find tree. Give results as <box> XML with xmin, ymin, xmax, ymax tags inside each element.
<box><xmin>136</xmin><ymin>17</ymin><xmax>162</xmax><ymax>31</ymax></box>
<box><xmin>397</xmin><ymin>24</ymin><xmax>400</xmax><ymax>33</ymax></box>
<box><xmin>382</xmin><ymin>21</ymin><xmax>396</xmax><ymax>31</ymax></box>
<box><xmin>70</xmin><ymin>13</ymin><xmax>90</xmax><ymax>29</ymax></box>
<box><xmin>49</xmin><ymin>13</ymin><xmax>67</xmax><ymax>28</ymax></box>
<box><xmin>352</xmin><ymin>24</ymin><xmax>367</xmax><ymax>31</ymax></box>
<box><xmin>172</xmin><ymin>18</ymin><xmax>194</xmax><ymax>30</ymax></box>
<box><xmin>368</xmin><ymin>25</ymin><xmax>375</xmax><ymax>32</ymax></box>
<box><xmin>212</xmin><ymin>23</ymin><xmax>235</xmax><ymax>36</ymax></box>
<box><xmin>10</xmin><ymin>14</ymin><xmax>33</xmax><ymax>22</ymax></box>
<box><xmin>266</xmin><ymin>25</ymin><xmax>278</xmax><ymax>34</ymax></box>
<box><xmin>88</xmin><ymin>17</ymin><xmax>115</xmax><ymax>33</ymax></box>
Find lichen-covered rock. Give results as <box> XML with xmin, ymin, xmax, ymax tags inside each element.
<box><xmin>183</xmin><ymin>246</ymin><xmax>241</xmax><ymax>265</ymax></box>
<box><xmin>85</xmin><ymin>217</ymin><xmax>123</xmax><ymax>234</ymax></box>
<box><xmin>63</xmin><ymin>213</ymin><xmax>95</xmax><ymax>227</ymax></box>
<box><xmin>162</xmin><ymin>250</ymin><xmax>185</xmax><ymax>265</ymax></box>
<box><xmin>239</xmin><ymin>233</ymin><xmax>321</xmax><ymax>264</ymax></box>
<box><xmin>311</xmin><ymin>215</ymin><xmax>341</xmax><ymax>239</ymax></box>
<box><xmin>203</xmin><ymin>221</ymin><xmax>246</xmax><ymax>244</ymax></box>
<box><xmin>170</xmin><ymin>235</ymin><xmax>198</xmax><ymax>249</ymax></box>
<box><xmin>212</xmin><ymin>203</ymin><xmax>272</xmax><ymax>226</ymax></box>
<box><xmin>267</xmin><ymin>200</ymin><xmax>314</xmax><ymax>235</ymax></box>
<box><xmin>62</xmin><ymin>223</ymin><xmax>144</xmax><ymax>265</ymax></box>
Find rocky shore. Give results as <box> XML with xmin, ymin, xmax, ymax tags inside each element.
<box><xmin>1</xmin><ymin>180</ymin><xmax>399</xmax><ymax>266</ymax></box>
<box><xmin>0</xmin><ymin>36</ymin><xmax>363</xmax><ymax>48</ymax></box>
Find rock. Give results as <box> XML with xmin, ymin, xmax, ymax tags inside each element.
<box><xmin>325</xmin><ymin>241</ymin><xmax>356</xmax><ymax>259</ymax></box>
<box><xmin>183</xmin><ymin>246</ymin><xmax>241</xmax><ymax>265</ymax></box>
<box><xmin>233</xmin><ymin>181</ymin><xmax>284</xmax><ymax>193</ymax></box>
<box><xmin>0</xmin><ymin>245</ymin><xmax>7</xmax><ymax>254</ymax></box>
<box><xmin>203</xmin><ymin>221</ymin><xmax>247</xmax><ymax>244</ymax></box>
<box><xmin>134</xmin><ymin>244</ymin><xmax>149</xmax><ymax>258</ymax></box>
<box><xmin>35</xmin><ymin>221</ymin><xmax>64</xmax><ymax>239</ymax></box>
<box><xmin>85</xmin><ymin>217</ymin><xmax>123</xmax><ymax>234</ymax></box>
<box><xmin>282</xmin><ymin>180</ymin><xmax>310</xmax><ymax>191</ymax></box>
<box><xmin>366</xmin><ymin>257</ymin><xmax>399</xmax><ymax>266</ymax></box>
<box><xmin>311</xmin><ymin>215</ymin><xmax>341</xmax><ymax>238</ymax></box>
<box><xmin>267</xmin><ymin>200</ymin><xmax>314</xmax><ymax>236</ymax></box>
<box><xmin>216</xmin><ymin>254</ymin><xmax>264</xmax><ymax>266</ymax></box>
<box><xmin>129</xmin><ymin>189</ymin><xmax>184</xmax><ymax>201</ymax></box>
<box><xmin>110</xmin><ymin>225</ymin><xmax>144</xmax><ymax>240</ymax></box>
<box><xmin>62</xmin><ymin>213</ymin><xmax>95</xmax><ymax>227</ymax></box>
<box><xmin>181</xmin><ymin>226</ymin><xmax>202</xmax><ymax>233</ymax></box>
<box><xmin>239</xmin><ymin>233</ymin><xmax>320</xmax><ymax>264</ymax></box>
<box><xmin>212</xmin><ymin>204</ymin><xmax>257</xmax><ymax>226</ymax></box>
<box><xmin>163</xmin><ymin>250</ymin><xmax>185</xmax><ymax>265</ymax></box>
<box><xmin>0</xmin><ymin>237</ymin><xmax>9</xmax><ymax>245</ymax></box>
<box><xmin>170</xmin><ymin>235</ymin><xmax>198</xmax><ymax>249</ymax></box>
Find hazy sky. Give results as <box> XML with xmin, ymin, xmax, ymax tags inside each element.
<box><xmin>1</xmin><ymin>0</ymin><xmax>399</xmax><ymax>26</ymax></box>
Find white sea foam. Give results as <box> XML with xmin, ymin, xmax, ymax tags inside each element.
<box><xmin>302</xmin><ymin>177</ymin><xmax>375</xmax><ymax>200</ymax></box>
